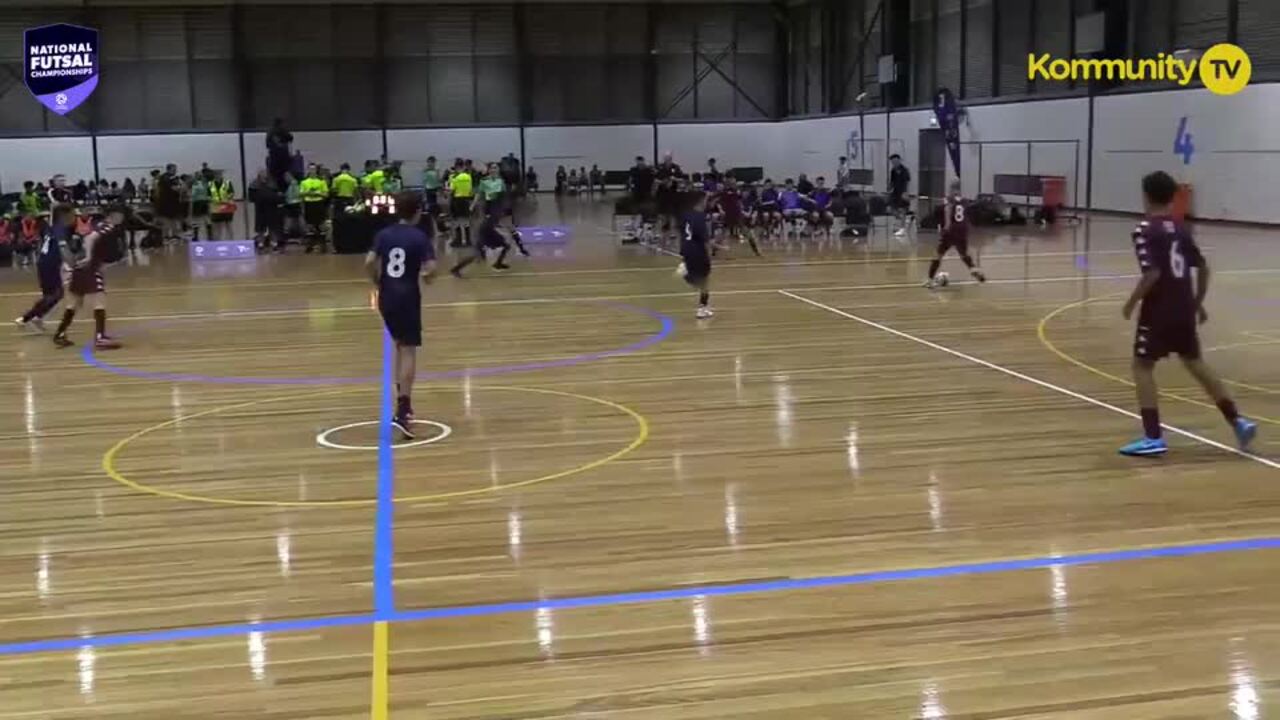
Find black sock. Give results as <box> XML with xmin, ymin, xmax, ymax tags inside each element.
<box><xmin>927</xmin><ymin>259</ymin><xmax>941</xmax><ymax>279</ymax></box>
<box><xmin>961</xmin><ymin>254</ymin><xmax>976</xmax><ymax>269</ymax></box>
<box><xmin>1141</xmin><ymin>408</ymin><xmax>1162</xmax><ymax>440</ymax></box>
<box><xmin>94</xmin><ymin>308</ymin><xmax>106</xmax><ymax>339</ymax></box>
<box><xmin>54</xmin><ymin>308</ymin><xmax>75</xmax><ymax>337</ymax></box>
<box><xmin>699</xmin><ymin>290</ymin><xmax>710</xmax><ymax>306</ymax></box>
<box><xmin>495</xmin><ymin>246</ymin><xmax>510</xmax><ymax>265</ymax></box>
<box><xmin>464</xmin><ymin>226</ymin><xmax>472</xmax><ymax>244</ymax></box>
<box><xmin>1217</xmin><ymin>399</ymin><xmax>1240</xmax><ymax>424</ymax></box>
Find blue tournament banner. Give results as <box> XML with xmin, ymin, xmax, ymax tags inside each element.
<box><xmin>24</xmin><ymin>24</ymin><xmax>99</xmax><ymax>115</ymax></box>
<box><xmin>191</xmin><ymin>239</ymin><xmax>256</xmax><ymax>261</ymax></box>
<box><xmin>932</xmin><ymin>88</ymin><xmax>962</xmax><ymax>177</ymax></box>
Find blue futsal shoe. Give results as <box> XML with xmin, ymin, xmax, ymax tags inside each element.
<box><xmin>1234</xmin><ymin>418</ymin><xmax>1258</xmax><ymax>451</ymax></box>
<box><xmin>1119</xmin><ymin>436</ymin><xmax>1168</xmax><ymax>457</ymax></box>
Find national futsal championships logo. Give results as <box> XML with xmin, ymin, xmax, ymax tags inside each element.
<box><xmin>24</xmin><ymin>23</ymin><xmax>100</xmax><ymax>114</ymax></box>
<box><xmin>1028</xmin><ymin>43</ymin><xmax>1251</xmax><ymax>96</ymax></box>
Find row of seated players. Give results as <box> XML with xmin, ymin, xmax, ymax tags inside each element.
<box><xmin>645</xmin><ymin>175</ymin><xmax>874</xmax><ymax>243</ymax></box>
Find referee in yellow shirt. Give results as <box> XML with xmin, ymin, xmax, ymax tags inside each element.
<box><xmin>299</xmin><ymin>164</ymin><xmax>330</xmax><ymax>253</ymax></box>
<box><xmin>447</xmin><ymin>162</ymin><xmax>475</xmax><ymax>248</ymax></box>
<box><xmin>330</xmin><ymin>164</ymin><xmax>359</xmax><ymax>216</ymax></box>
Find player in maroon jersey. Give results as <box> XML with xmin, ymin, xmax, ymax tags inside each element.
<box><xmin>709</xmin><ymin>177</ymin><xmax>760</xmax><ymax>257</ymax></box>
<box><xmin>924</xmin><ymin>181</ymin><xmax>986</xmax><ymax>288</ymax></box>
<box><xmin>1118</xmin><ymin>171</ymin><xmax>1257</xmax><ymax>457</ymax></box>
<box><xmin>52</xmin><ymin>206</ymin><xmax>126</xmax><ymax>350</ymax></box>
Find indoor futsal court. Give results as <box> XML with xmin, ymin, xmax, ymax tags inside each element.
<box><xmin>3</xmin><ymin>206</ymin><xmax>1279</xmax><ymax>718</ymax></box>
<box><xmin>4</xmin><ymin>0</ymin><xmax>1280</xmax><ymax>717</ymax></box>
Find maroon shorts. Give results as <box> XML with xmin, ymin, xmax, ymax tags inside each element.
<box><xmin>937</xmin><ymin>229</ymin><xmax>969</xmax><ymax>256</ymax></box>
<box><xmin>1135</xmin><ymin>321</ymin><xmax>1200</xmax><ymax>362</ymax></box>
<box><xmin>69</xmin><ymin>268</ymin><xmax>104</xmax><ymax>296</ymax></box>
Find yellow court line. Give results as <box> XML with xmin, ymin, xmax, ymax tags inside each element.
<box><xmin>102</xmin><ymin>385</ymin><xmax>649</xmax><ymax>508</ymax></box>
<box><xmin>371</xmin><ymin>621</ymin><xmax>390</xmax><ymax>720</ymax></box>
<box><xmin>1037</xmin><ymin>296</ymin><xmax>1280</xmax><ymax>424</ymax></box>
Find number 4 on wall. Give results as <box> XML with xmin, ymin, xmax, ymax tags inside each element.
<box><xmin>1174</xmin><ymin>116</ymin><xmax>1195</xmax><ymax>165</ymax></box>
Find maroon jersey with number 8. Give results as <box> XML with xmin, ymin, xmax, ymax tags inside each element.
<box><xmin>943</xmin><ymin>194</ymin><xmax>969</xmax><ymax>243</ymax></box>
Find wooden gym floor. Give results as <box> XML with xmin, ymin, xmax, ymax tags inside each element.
<box><xmin>1</xmin><ymin>199</ymin><xmax>1278</xmax><ymax>719</ymax></box>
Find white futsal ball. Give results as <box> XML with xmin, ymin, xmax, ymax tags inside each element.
<box><xmin>936</xmin><ymin>271</ymin><xmax>950</xmax><ymax>287</ymax></box>
<box><xmin>676</xmin><ymin>261</ymin><xmax>688</xmax><ymax>278</ymax></box>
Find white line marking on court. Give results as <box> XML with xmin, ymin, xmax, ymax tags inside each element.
<box><xmin>0</xmin><ymin>249</ymin><xmax>1146</xmax><ymax>299</ymax></box>
<box><xmin>316</xmin><ymin>420</ymin><xmax>452</xmax><ymax>451</ymax></box>
<box><xmin>104</xmin><ymin>268</ymin><xmax>1280</xmax><ymax>323</ymax></box>
<box><xmin>778</xmin><ymin>289</ymin><xmax>1280</xmax><ymax>471</ymax></box>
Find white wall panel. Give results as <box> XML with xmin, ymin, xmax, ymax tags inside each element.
<box><xmin>0</xmin><ymin>137</ymin><xmax>94</xmax><ymax>195</ymax></box>
<box><xmin>657</xmin><ymin>122</ymin><xmax>787</xmax><ymax>182</ymax></box>
<box><xmin>1093</xmin><ymin>84</ymin><xmax>1280</xmax><ymax>222</ymax></box>
<box><xmin>241</xmin><ymin>130</ymin><xmax>384</xmax><ymax>178</ymax></box>
<box><xmin>386</xmin><ymin>127</ymin><xmax>521</xmax><ymax>183</ymax></box>
<box><xmin>962</xmin><ymin>97</ymin><xmax>1088</xmax><ymax>205</ymax></box>
<box><xmin>524</xmin><ymin>125</ymin><xmax>652</xmax><ymax>176</ymax></box>
<box><xmin>97</xmin><ymin>133</ymin><xmax>243</xmax><ymax>187</ymax></box>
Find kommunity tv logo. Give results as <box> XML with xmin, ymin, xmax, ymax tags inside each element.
<box><xmin>1028</xmin><ymin>43</ymin><xmax>1251</xmax><ymax>96</ymax></box>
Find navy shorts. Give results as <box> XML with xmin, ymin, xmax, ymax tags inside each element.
<box><xmin>682</xmin><ymin>251</ymin><xmax>710</xmax><ymax>284</ymax></box>
<box><xmin>379</xmin><ymin>297</ymin><xmax>422</xmax><ymax>348</ymax></box>
<box><xmin>39</xmin><ymin>268</ymin><xmax>63</xmax><ymax>295</ymax></box>
<box><xmin>1135</xmin><ymin>320</ymin><xmax>1200</xmax><ymax>362</ymax></box>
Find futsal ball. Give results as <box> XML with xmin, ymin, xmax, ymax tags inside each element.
<box><xmin>936</xmin><ymin>271</ymin><xmax>950</xmax><ymax>287</ymax></box>
<box><xmin>676</xmin><ymin>261</ymin><xmax>688</xmax><ymax>278</ymax></box>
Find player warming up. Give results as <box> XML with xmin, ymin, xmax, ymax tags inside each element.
<box><xmin>925</xmin><ymin>181</ymin><xmax>986</xmax><ymax>289</ymax></box>
<box><xmin>679</xmin><ymin>192</ymin><xmax>714</xmax><ymax>319</ymax></box>
<box><xmin>14</xmin><ymin>204</ymin><xmax>74</xmax><ymax>333</ymax></box>
<box><xmin>1118</xmin><ymin>171</ymin><xmax>1257</xmax><ymax>457</ymax></box>
<box><xmin>366</xmin><ymin>193</ymin><xmax>437</xmax><ymax>438</ymax></box>
<box><xmin>53</xmin><ymin>206</ymin><xmax>126</xmax><ymax>350</ymax></box>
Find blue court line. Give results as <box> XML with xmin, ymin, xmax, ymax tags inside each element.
<box><xmin>387</xmin><ymin>536</ymin><xmax>1280</xmax><ymax>621</ymax></box>
<box><xmin>2</xmin><ymin>536</ymin><xmax>1278</xmax><ymax>658</ymax></box>
<box><xmin>373</xmin><ymin>330</ymin><xmax>396</xmax><ymax>617</ymax></box>
<box><xmin>0</xmin><ymin>613</ymin><xmax>375</xmax><ymax>656</ymax></box>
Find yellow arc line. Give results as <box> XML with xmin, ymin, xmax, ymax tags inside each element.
<box><xmin>1037</xmin><ymin>295</ymin><xmax>1280</xmax><ymax>424</ymax></box>
<box><xmin>370</xmin><ymin>621</ymin><xmax>390</xmax><ymax>720</ymax></box>
<box><xmin>102</xmin><ymin>385</ymin><xmax>650</xmax><ymax>507</ymax></box>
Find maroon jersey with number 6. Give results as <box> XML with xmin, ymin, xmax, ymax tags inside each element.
<box><xmin>1132</xmin><ymin>216</ymin><xmax>1203</xmax><ymax>326</ymax></box>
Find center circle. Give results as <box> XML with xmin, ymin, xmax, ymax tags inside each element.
<box><xmin>102</xmin><ymin>385</ymin><xmax>649</xmax><ymax>508</ymax></box>
<box><xmin>316</xmin><ymin>419</ymin><xmax>453</xmax><ymax>451</ymax></box>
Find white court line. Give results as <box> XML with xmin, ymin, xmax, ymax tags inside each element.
<box><xmin>778</xmin><ymin>289</ymin><xmax>1280</xmax><ymax>471</ymax></box>
<box><xmin>103</xmin><ymin>268</ymin><xmax>1280</xmax><ymax>323</ymax></box>
<box><xmin>0</xmin><ymin>249</ymin><xmax>1150</xmax><ymax>299</ymax></box>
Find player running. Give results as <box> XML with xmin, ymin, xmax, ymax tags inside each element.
<box><xmin>679</xmin><ymin>192</ymin><xmax>714</xmax><ymax>319</ymax></box>
<box><xmin>14</xmin><ymin>204</ymin><xmax>74</xmax><ymax>333</ymax></box>
<box><xmin>366</xmin><ymin>193</ymin><xmax>437</xmax><ymax>438</ymax></box>
<box><xmin>1118</xmin><ymin>171</ymin><xmax>1257</xmax><ymax>457</ymax></box>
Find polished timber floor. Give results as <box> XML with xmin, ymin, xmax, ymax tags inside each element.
<box><xmin>1</xmin><ymin>198</ymin><xmax>1278</xmax><ymax>719</ymax></box>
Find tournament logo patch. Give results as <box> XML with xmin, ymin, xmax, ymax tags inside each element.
<box><xmin>24</xmin><ymin>23</ymin><xmax>99</xmax><ymax>115</ymax></box>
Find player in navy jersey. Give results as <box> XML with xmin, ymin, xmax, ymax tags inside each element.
<box><xmin>925</xmin><ymin>181</ymin><xmax>986</xmax><ymax>288</ymax></box>
<box><xmin>679</xmin><ymin>192</ymin><xmax>714</xmax><ymax>319</ymax></box>
<box><xmin>53</xmin><ymin>206</ymin><xmax>126</xmax><ymax>350</ymax></box>
<box><xmin>366</xmin><ymin>193</ymin><xmax>437</xmax><ymax>437</ymax></box>
<box><xmin>14</xmin><ymin>205</ymin><xmax>74</xmax><ymax>333</ymax></box>
<box><xmin>1119</xmin><ymin>171</ymin><xmax>1257</xmax><ymax>457</ymax></box>
<box><xmin>809</xmin><ymin>177</ymin><xmax>835</xmax><ymax>237</ymax></box>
